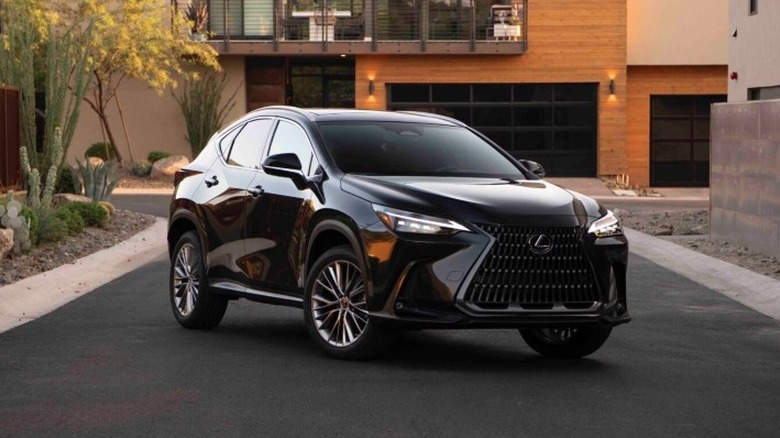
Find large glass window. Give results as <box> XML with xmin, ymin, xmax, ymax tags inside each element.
<box><xmin>290</xmin><ymin>59</ymin><xmax>355</xmax><ymax>108</ymax></box>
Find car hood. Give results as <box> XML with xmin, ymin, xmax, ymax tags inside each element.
<box><xmin>340</xmin><ymin>175</ymin><xmax>603</xmax><ymax>227</ymax></box>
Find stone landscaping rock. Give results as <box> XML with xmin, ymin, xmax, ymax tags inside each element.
<box><xmin>0</xmin><ymin>228</ymin><xmax>13</xmax><ymax>259</ymax></box>
<box><xmin>673</xmin><ymin>226</ymin><xmax>692</xmax><ymax>236</ymax></box>
<box><xmin>151</xmin><ymin>155</ymin><xmax>190</xmax><ymax>179</ymax></box>
<box><xmin>653</xmin><ymin>224</ymin><xmax>674</xmax><ymax>236</ymax></box>
<box><xmin>52</xmin><ymin>193</ymin><xmax>93</xmax><ymax>207</ymax></box>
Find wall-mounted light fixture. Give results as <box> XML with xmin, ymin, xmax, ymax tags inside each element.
<box><xmin>609</xmin><ymin>79</ymin><xmax>615</xmax><ymax>95</ymax></box>
<box><xmin>368</xmin><ymin>80</ymin><xmax>375</xmax><ymax>96</ymax></box>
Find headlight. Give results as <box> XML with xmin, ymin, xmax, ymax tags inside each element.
<box><xmin>588</xmin><ymin>210</ymin><xmax>623</xmax><ymax>238</ymax></box>
<box><xmin>373</xmin><ymin>205</ymin><xmax>470</xmax><ymax>235</ymax></box>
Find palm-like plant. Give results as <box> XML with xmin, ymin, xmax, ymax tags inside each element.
<box><xmin>185</xmin><ymin>1</ymin><xmax>209</xmax><ymax>34</ymax></box>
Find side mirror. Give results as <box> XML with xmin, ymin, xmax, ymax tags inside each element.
<box><xmin>262</xmin><ymin>153</ymin><xmax>306</xmax><ymax>188</ymax></box>
<box><xmin>519</xmin><ymin>159</ymin><xmax>546</xmax><ymax>178</ymax></box>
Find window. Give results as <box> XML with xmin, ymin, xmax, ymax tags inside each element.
<box><xmin>750</xmin><ymin>0</ymin><xmax>758</xmax><ymax>15</ymax></box>
<box><xmin>748</xmin><ymin>85</ymin><xmax>780</xmax><ymax>101</ymax></box>
<box><xmin>227</xmin><ymin>119</ymin><xmax>274</xmax><ymax>168</ymax></box>
<box><xmin>267</xmin><ymin>120</ymin><xmax>316</xmax><ymax>174</ymax></box>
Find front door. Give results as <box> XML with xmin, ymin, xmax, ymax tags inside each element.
<box><xmin>243</xmin><ymin>118</ymin><xmax>318</xmax><ymax>296</ymax></box>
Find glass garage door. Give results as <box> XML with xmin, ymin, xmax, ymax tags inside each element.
<box><xmin>388</xmin><ymin>83</ymin><xmax>598</xmax><ymax>177</ymax></box>
<box><xmin>650</xmin><ymin>95</ymin><xmax>726</xmax><ymax>187</ymax></box>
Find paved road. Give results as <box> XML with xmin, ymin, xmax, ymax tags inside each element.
<box><xmin>113</xmin><ymin>194</ymin><xmax>171</xmax><ymax>218</ymax></box>
<box><xmin>1</xmin><ymin>252</ymin><xmax>779</xmax><ymax>437</ymax></box>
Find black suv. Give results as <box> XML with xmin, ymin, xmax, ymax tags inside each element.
<box><xmin>168</xmin><ymin>106</ymin><xmax>630</xmax><ymax>359</ymax></box>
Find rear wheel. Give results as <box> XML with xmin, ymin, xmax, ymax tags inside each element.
<box><xmin>303</xmin><ymin>246</ymin><xmax>394</xmax><ymax>360</ymax></box>
<box><xmin>520</xmin><ymin>327</ymin><xmax>612</xmax><ymax>358</ymax></box>
<box><xmin>170</xmin><ymin>231</ymin><xmax>227</xmax><ymax>329</ymax></box>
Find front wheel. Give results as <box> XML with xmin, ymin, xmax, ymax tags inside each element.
<box><xmin>520</xmin><ymin>327</ymin><xmax>612</xmax><ymax>358</ymax></box>
<box><xmin>303</xmin><ymin>246</ymin><xmax>395</xmax><ymax>360</ymax></box>
<box><xmin>170</xmin><ymin>231</ymin><xmax>228</xmax><ymax>329</ymax></box>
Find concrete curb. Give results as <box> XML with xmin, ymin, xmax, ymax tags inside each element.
<box><xmin>0</xmin><ymin>218</ymin><xmax>168</xmax><ymax>334</ymax></box>
<box><xmin>113</xmin><ymin>187</ymin><xmax>174</xmax><ymax>195</ymax></box>
<box><xmin>625</xmin><ymin>228</ymin><xmax>780</xmax><ymax>322</ymax></box>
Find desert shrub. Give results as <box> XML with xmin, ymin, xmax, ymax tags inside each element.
<box><xmin>34</xmin><ymin>208</ymin><xmax>69</xmax><ymax>243</ymax></box>
<box><xmin>53</xmin><ymin>206</ymin><xmax>85</xmax><ymax>235</ymax></box>
<box><xmin>84</xmin><ymin>142</ymin><xmax>117</xmax><ymax>161</ymax></box>
<box><xmin>20</xmin><ymin>206</ymin><xmax>39</xmax><ymax>245</ymax></box>
<box><xmin>147</xmin><ymin>151</ymin><xmax>171</xmax><ymax>163</ymax></box>
<box><xmin>61</xmin><ymin>201</ymin><xmax>108</xmax><ymax>228</ymax></box>
<box><xmin>55</xmin><ymin>165</ymin><xmax>79</xmax><ymax>194</ymax></box>
<box><xmin>132</xmin><ymin>160</ymin><xmax>152</xmax><ymax>176</ymax></box>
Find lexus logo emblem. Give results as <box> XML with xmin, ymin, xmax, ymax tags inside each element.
<box><xmin>528</xmin><ymin>233</ymin><xmax>553</xmax><ymax>254</ymax></box>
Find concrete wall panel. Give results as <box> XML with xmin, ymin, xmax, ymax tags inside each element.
<box><xmin>711</xmin><ymin>100</ymin><xmax>780</xmax><ymax>258</ymax></box>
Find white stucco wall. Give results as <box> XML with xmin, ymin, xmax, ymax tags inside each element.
<box><xmin>628</xmin><ymin>0</ymin><xmax>728</xmax><ymax>65</ymax></box>
<box><xmin>69</xmin><ymin>56</ymin><xmax>247</xmax><ymax>164</ymax></box>
<box><xmin>728</xmin><ymin>0</ymin><xmax>780</xmax><ymax>101</ymax></box>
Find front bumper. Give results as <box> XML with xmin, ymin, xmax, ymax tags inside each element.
<box><xmin>360</xmin><ymin>219</ymin><xmax>630</xmax><ymax>330</ymax></box>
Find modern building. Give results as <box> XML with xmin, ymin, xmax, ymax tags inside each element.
<box><xmin>708</xmin><ymin>0</ymin><xmax>780</xmax><ymax>258</ymax></box>
<box><xmin>728</xmin><ymin>0</ymin><xmax>780</xmax><ymax>101</ymax></box>
<box><xmin>70</xmin><ymin>0</ymin><xmax>729</xmax><ymax>187</ymax></box>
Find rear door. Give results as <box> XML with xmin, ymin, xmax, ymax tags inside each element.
<box><xmin>201</xmin><ymin>118</ymin><xmax>274</xmax><ymax>289</ymax></box>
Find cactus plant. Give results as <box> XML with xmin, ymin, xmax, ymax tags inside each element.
<box><xmin>74</xmin><ymin>158</ymin><xmax>122</xmax><ymax>202</ymax></box>
<box><xmin>19</xmin><ymin>127</ymin><xmax>65</xmax><ymax>209</ymax></box>
<box><xmin>0</xmin><ymin>194</ymin><xmax>33</xmax><ymax>255</ymax></box>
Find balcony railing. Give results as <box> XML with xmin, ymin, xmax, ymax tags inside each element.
<box><xmin>177</xmin><ymin>1</ymin><xmax>527</xmax><ymax>55</ymax></box>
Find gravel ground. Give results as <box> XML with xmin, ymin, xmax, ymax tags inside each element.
<box><xmin>0</xmin><ymin>210</ymin><xmax>156</xmax><ymax>287</ymax></box>
<box><xmin>616</xmin><ymin>208</ymin><xmax>780</xmax><ymax>281</ymax></box>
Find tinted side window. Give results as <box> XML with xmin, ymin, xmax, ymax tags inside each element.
<box><xmin>267</xmin><ymin>120</ymin><xmax>316</xmax><ymax>174</ymax></box>
<box><xmin>227</xmin><ymin>119</ymin><xmax>273</xmax><ymax>168</ymax></box>
<box><xmin>218</xmin><ymin>127</ymin><xmax>241</xmax><ymax>159</ymax></box>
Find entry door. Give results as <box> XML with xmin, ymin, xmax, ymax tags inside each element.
<box><xmin>650</xmin><ymin>95</ymin><xmax>726</xmax><ymax>187</ymax></box>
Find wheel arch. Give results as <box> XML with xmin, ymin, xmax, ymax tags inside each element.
<box><xmin>168</xmin><ymin>209</ymin><xmax>203</xmax><ymax>258</ymax></box>
<box><xmin>306</xmin><ymin>217</ymin><xmax>366</xmax><ymax>284</ymax></box>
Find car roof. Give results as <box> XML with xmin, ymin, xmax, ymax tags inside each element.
<box><xmin>247</xmin><ymin>106</ymin><xmax>460</xmax><ymax>126</ymax></box>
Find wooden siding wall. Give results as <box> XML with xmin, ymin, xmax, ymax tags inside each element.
<box><xmin>356</xmin><ymin>0</ymin><xmax>628</xmax><ymax>176</ymax></box>
<box><xmin>626</xmin><ymin>65</ymin><xmax>728</xmax><ymax>187</ymax></box>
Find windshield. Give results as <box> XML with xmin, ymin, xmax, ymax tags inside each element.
<box><xmin>316</xmin><ymin>121</ymin><xmax>525</xmax><ymax>178</ymax></box>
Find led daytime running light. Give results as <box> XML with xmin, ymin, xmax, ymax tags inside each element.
<box><xmin>588</xmin><ymin>210</ymin><xmax>623</xmax><ymax>238</ymax></box>
<box><xmin>373</xmin><ymin>205</ymin><xmax>470</xmax><ymax>235</ymax></box>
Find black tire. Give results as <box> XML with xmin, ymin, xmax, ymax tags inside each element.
<box><xmin>170</xmin><ymin>231</ymin><xmax>228</xmax><ymax>329</ymax></box>
<box><xmin>303</xmin><ymin>246</ymin><xmax>395</xmax><ymax>360</ymax></box>
<box><xmin>520</xmin><ymin>327</ymin><xmax>612</xmax><ymax>359</ymax></box>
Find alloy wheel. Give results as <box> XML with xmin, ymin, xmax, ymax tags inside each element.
<box><xmin>310</xmin><ymin>260</ymin><xmax>368</xmax><ymax>347</ymax></box>
<box><xmin>172</xmin><ymin>242</ymin><xmax>200</xmax><ymax>317</ymax></box>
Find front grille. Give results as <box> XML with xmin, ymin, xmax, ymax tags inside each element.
<box><xmin>463</xmin><ymin>225</ymin><xmax>600</xmax><ymax>311</ymax></box>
